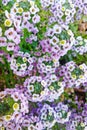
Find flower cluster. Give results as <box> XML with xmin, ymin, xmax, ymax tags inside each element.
<box><xmin>9</xmin><ymin>51</ymin><xmax>37</xmax><ymax>77</ymax></box>
<box><xmin>0</xmin><ymin>87</ymin><xmax>29</xmax><ymax>129</ymax></box>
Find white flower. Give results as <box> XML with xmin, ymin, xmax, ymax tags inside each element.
<box><xmin>84</xmin><ymin>126</ymin><xmax>87</xmax><ymax>130</ymax></box>
<box><xmin>30</xmin><ymin>1</ymin><xmax>35</xmax><ymax>6</ymax></box>
<box><xmin>22</xmin><ymin>12</ymin><xmax>31</xmax><ymax>20</ymax></box>
<box><xmin>84</xmin><ymin>0</ymin><xmax>87</xmax><ymax>3</ymax></box>
<box><xmin>32</xmin><ymin>94</ymin><xmax>39</xmax><ymax>101</ymax></box>
<box><xmin>46</xmin><ymin>65</ymin><xmax>51</xmax><ymax>71</ymax></box>
<box><xmin>11</xmin><ymin>92</ymin><xmax>19</xmax><ymax>101</ymax></box>
<box><xmin>77</xmin><ymin>36</ymin><xmax>83</xmax><ymax>41</ymax></box>
<box><xmin>20</xmin><ymin>63</ymin><xmax>27</xmax><ymax>70</ymax></box>
<box><xmin>49</xmin><ymin>0</ymin><xmax>55</xmax><ymax>4</ymax></box>
<box><xmin>41</xmin><ymin>80</ymin><xmax>47</xmax><ymax>87</ymax></box>
<box><xmin>67</xmin><ymin>30</ymin><xmax>74</xmax><ymax>36</ymax></box>
<box><xmin>50</xmin><ymin>36</ymin><xmax>59</xmax><ymax>45</ymax></box>
<box><xmin>11</xmin><ymin>59</ymin><xmax>16</xmax><ymax>65</ymax></box>
<box><xmin>53</xmin><ymin>24</ymin><xmax>62</xmax><ymax>34</ymax></box>
<box><xmin>41</xmin><ymin>113</ymin><xmax>47</xmax><ymax>120</ymax></box>
<box><xmin>84</xmin><ymin>39</ymin><xmax>87</xmax><ymax>43</ymax></box>
<box><xmin>28</xmin><ymin>65</ymin><xmax>33</xmax><ymax>70</ymax></box>
<box><xmin>47</xmin><ymin>28</ymin><xmax>54</xmax><ymax>37</ymax></box>
<box><xmin>30</xmin><ymin>6</ymin><xmax>39</xmax><ymax>14</ymax></box>
<box><xmin>32</xmin><ymin>14</ymin><xmax>40</xmax><ymax>24</ymax></box>
<box><xmin>70</xmin><ymin>36</ymin><xmax>75</xmax><ymax>44</ymax></box>
<box><xmin>5</xmin><ymin>10</ymin><xmax>14</xmax><ymax>19</ymax></box>
<box><xmin>80</xmin><ymin>122</ymin><xmax>85</xmax><ymax>127</ymax></box>
<box><xmin>11</xmin><ymin>6</ymin><xmax>17</xmax><ymax>14</ymax></box>
<box><xmin>28</xmin><ymin>124</ymin><xmax>36</xmax><ymax>130</ymax></box>
<box><xmin>7</xmin><ymin>42</ymin><xmax>15</xmax><ymax>51</ymax></box>
<box><xmin>68</xmin><ymin>64</ymin><xmax>75</xmax><ymax>71</ymax></box>
<box><xmin>50</xmin><ymin>75</ymin><xmax>57</xmax><ymax>82</ymax></box>
<box><xmin>65</xmin><ymin>9</ymin><xmax>71</xmax><ymax>16</ymax></box>
<box><xmin>27</xmin><ymin>85</ymin><xmax>34</xmax><ymax>93</ymax></box>
<box><xmin>0</xmin><ymin>91</ymin><xmax>6</xmax><ymax>99</ymax></box>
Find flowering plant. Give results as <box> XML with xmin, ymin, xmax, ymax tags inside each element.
<box><xmin>0</xmin><ymin>0</ymin><xmax>87</xmax><ymax>130</ymax></box>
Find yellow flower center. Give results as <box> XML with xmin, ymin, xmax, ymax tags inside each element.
<box><xmin>30</xmin><ymin>1</ymin><xmax>35</xmax><ymax>6</ymax></box>
<box><xmin>4</xmin><ymin>115</ymin><xmax>11</xmax><ymax>121</ymax></box>
<box><xmin>79</xmin><ymin>65</ymin><xmax>83</xmax><ymax>69</ymax></box>
<box><xmin>15</xmin><ymin>2</ymin><xmax>19</xmax><ymax>7</ymax></box>
<box><xmin>79</xmin><ymin>41</ymin><xmax>83</xmax><ymax>45</ymax></box>
<box><xmin>60</xmin><ymin>40</ymin><xmax>66</xmax><ymax>45</ymax></box>
<box><xmin>4</xmin><ymin>19</ymin><xmax>12</xmax><ymax>27</ymax></box>
<box><xmin>41</xmin><ymin>91</ymin><xmax>45</xmax><ymax>95</ymax></box>
<box><xmin>17</xmin><ymin>8</ymin><xmax>23</xmax><ymax>13</ymax></box>
<box><xmin>17</xmin><ymin>63</ymin><xmax>20</xmax><ymax>67</ymax></box>
<box><xmin>13</xmin><ymin>103</ymin><xmax>19</xmax><ymax>111</ymax></box>
<box><xmin>71</xmin><ymin>75</ymin><xmax>76</xmax><ymax>79</ymax></box>
<box><xmin>80</xmin><ymin>122</ymin><xmax>85</xmax><ymax>127</ymax></box>
<box><xmin>23</xmin><ymin>57</ymin><xmax>27</xmax><ymax>62</ymax></box>
<box><xmin>62</xmin><ymin>7</ymin><xmax>65</xmax><ymax>11</ymax></box>
<box><xmin>1</xmin><ymin>127</ymin><xmax>5</xmax><ymax>130</ymax></box>
<box><xmin>67</xmin><ymin>30</ymin><xmax>73</xmax><ymax>35</ymax></box>
<box><xmin>58</xmin><ymin>82</ymin><xmax>62</xmax><ymax>86</ymax></box>
<box><xmin>79</xmin><ymin>75</ymin><xmax>84</xmax><ymax>79</ymax></box>
<box><xmin>49</xmin><ymin>86</ymin><xmax>54</xmax><ymax>90</ymax></box>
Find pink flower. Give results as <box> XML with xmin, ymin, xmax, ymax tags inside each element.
<box><xmin>5</xmin><ymin>28</ymin><xmax>17</xmax><ymax>40</ymax></box>
<box><xmin>0</xmin><ymin>37</ymin><xmax>7</xmax><ymax>47</ymax></box>
<box><xmin>13</xmin><ymin>35</ymin><xmax>20</xmax><ymax>45</ymax></box>
<box><xmin>0</xmin><ymin>91</ymin><xmax>6</xmax><ymax>99</ymax></box>
<box><xmin>7</xmin><ymin>42</ymin><xmax>15</xmax><ymax>51</ymax></box>
<box><xmin>12</xmin><ymin>112</ymin><xmax>22</xmax><ymax>124</ymax></box>
<box><xmin>32</xmin><ymin>14</ymin><xmax>40</xmax><ymax>24</ymax></box>
<box><xmin>22</xmin><ymin>12</ymin><xmax>31</xmax><ymax>20</ymax></box>
<box><xmin>11</xmin><ymin>92</ymin><xmax>19</xmax><ymax>101</ymax></box>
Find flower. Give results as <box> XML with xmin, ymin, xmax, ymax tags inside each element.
<box><xmin>41</xmin><ymin>80</ymin><xmax>47</xmax><ymax>87</ymax></box>
<box><xmin>84</xmin><ymin>126</ymin><xmax>87</xmax><ymax>130</ymax></box>
<box><xmin>5</xmin><ymin>28</ymin><xmax>17</xmax><ymax>40</ymax></box>
<box><xmin>27</xmin><ymin>85</ymin><xmax>34</xmax><ymax>93</ymax></box>
<box><xmin>32</xmin><ymin>14</ymin><xmax>40</xmax><ymax>24</ymax></box>
<box><xmin>13</xmin><ymin>103</ymin><xmax>19</xmax><ymax>111</ymax></box>
<box><xmin>65</xmin><ymin>9</ymin><xmax>71</xmax><ymax>16</ymax></box>
<box><xmin>67</xmin><ymin>30</ymin><xmax>74</xmax><ymax>36</ymax></box>
<box><xmin>22</xmin><ymin>12</ymin><xmax>31</xmax><ymax>20</ymax></box>
<box><xmin>0</xmin><ymin>127</ymin><xmax>5</xmax><ymax>130</ymax></box>
<box><xmin>30</xmin><ymin>6</ymin><xmax>39</xmax><ymax>14</ymax></box>
<box><xmin>0</xmin><ymin>91</ymin><xmax>6</xmax><ymax>99</ymax></box>
<box><xmin>62</xmin><ymin>6</ymin><xmax>65</xmax><ymax>11</ymax></box>
<box><xmin>4</xmin><ymin>19</ymin><xmax>12</xmax><ymax>27</ymax></box>
<box><xmin>0</xmin><ymin>37</ymin><xmax>7</xmax><ymax>47</ymax></box>
<box><xmin>28</xmin><ymin>124</ymin><xmax>35</xmax><ymax>130</ymax></box>
<box><xmin>17</xmin><ymin>7</ymin><xmax>23</xmax><ymax>13</ymax></box>
<box><xmin>71</xmin><ymin>74</ymin><xmax>77</xmax><ymax>79</ymax></box>
<box><xmin>4</xmin><ymin>115</ymin><xmax>11</xmax><ymax>121</ymax></box>
<box><xmin>47</xmin><ymin>28</ymin><xmax>54</xmax><ymax>37</ymax></box>
<box><xmin>7</xmin><ymin>42</ymin><xmax>15</xmax><ymax>51</ymax></box>
<box><xmin>60</xmin><ymin>40</ymin><xmax>66</xmax><ymax>45</ymax></box>
<box><xmin>50</xmin><ymin>36</ymin><xmax>59</xmax><ymax>45</ymax></box>
<box><xmin>53</xmin><ymin>24</ymin><xmax>62</xmax><ymax>34</ymax></box>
